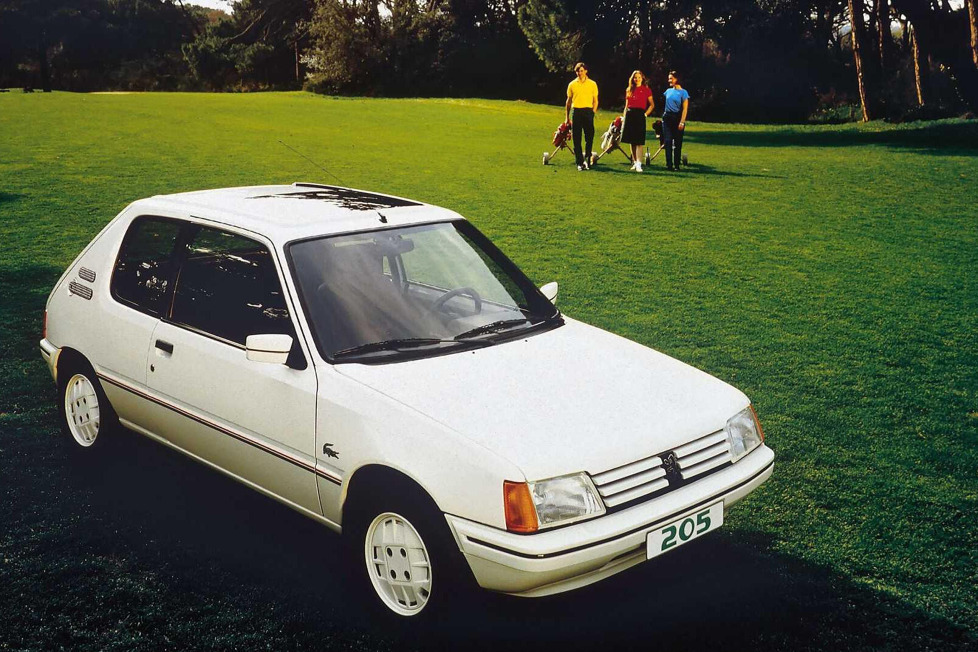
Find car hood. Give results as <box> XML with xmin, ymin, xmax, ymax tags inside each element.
<box><xmin>335</xmin><ymin>318</ymin><xmax>749</xmax><ymax>480</ymax></box>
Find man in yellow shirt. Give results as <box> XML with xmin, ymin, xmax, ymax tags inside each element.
<box><xmin>565</xmin><ymin>62</ymin><xmax>599</xmax><ymax>170</ymax></box>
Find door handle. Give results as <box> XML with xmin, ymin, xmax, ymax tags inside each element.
<box><xmin>155</xmin><ymin>339</ymin><xmax>174</xmax><ymax>354</ymax></box>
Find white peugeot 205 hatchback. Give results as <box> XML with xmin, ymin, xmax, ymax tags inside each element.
<box><xmin>40</xmin><ymin>183</ymin><xmax>774</xmax><ymax>619</ymax></box>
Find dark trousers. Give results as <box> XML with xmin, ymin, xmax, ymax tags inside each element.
<box><xmin>662</xmin><ymin>113</ymin><xmax>684</xmax><ymax>168</ymax></box>
<box><xmin>572</xmin><ymin>108</ymin><xmax>595</xmax><ymax>166</ymax></box>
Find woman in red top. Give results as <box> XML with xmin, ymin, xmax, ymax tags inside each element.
<box><xmin>621</xmin><ymin>70</ymin><xmax>655</xmax><ymax>172</ymax></box>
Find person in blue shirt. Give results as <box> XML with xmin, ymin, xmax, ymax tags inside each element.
<box><xmin>662</xmin><ymin>71</ymin><xmax>690</xmax><ymax>171</ymax></box>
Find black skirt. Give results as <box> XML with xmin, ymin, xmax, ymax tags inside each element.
<box><xmin>621</xmin><ymin>108</ymin><xmax>647</xmax><ymax>145</ymax></box>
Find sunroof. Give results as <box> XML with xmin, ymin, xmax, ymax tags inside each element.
<box><xmin>248</xmin><ymin>186</ymin><xmax>421</xmax><ymax>211</ymax></box>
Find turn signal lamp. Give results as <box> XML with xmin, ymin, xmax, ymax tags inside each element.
<box><xmin>503</xmin><ymin>481</ymin><xmax>538</xmax><ymax>533</ymax></box>
<box><xmin>750</xmin><ymin>404</ymin><xmax>765</xmax><ymax>442</ymax></box>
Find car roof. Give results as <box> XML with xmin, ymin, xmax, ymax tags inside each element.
<box><xmin>131</xmin><ymin>183</ymin><xmax>462</xmax><ymax>243</ymax></box>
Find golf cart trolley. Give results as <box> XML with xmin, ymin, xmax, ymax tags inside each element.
<box><xmin>542</xmin><ymin>121</ymin><xmax>572</xmax><ymax>165</ymax></box>
<box><xmin>590</xmin><ymin>115</ymin><xmax>632</xmax><ymax>166</ymax></box>
<box><xmin>645</xmin><ymin>119</ymin><xmax>689</xmax><ymax>167</ymax></box>
<box><xmin>541</xmin><ymin>117</ymin><xmax>633</xmax><ymax>167</ymax></box>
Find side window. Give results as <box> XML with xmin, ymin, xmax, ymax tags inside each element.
<box><xmin>170</xmin><ymin>227</ymin><xmax>294</xmax><ymax>346</ymax></box>
<box><xmin>112</xmin><ymin>217</ymin><xmax>183</xmax><ymax>316</ymax></box>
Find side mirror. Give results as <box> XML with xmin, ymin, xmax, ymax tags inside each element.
<box><xmin>246</xmin><ymin>334</ymin><xmax>294</xmax><ymax>365</ymax></box>
<box><xmin>539</xmin><ymin>281</ymin><xmax>559</xmax><ymax>304</ymax></box>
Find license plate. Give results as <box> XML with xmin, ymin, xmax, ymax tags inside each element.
<box><xmin>647</xmin><ymin>502</ymin><xmax>724</xmax><ymax>559</ymax></box>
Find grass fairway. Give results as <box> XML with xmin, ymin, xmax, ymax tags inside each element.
<box><xmin>1</xmin><ymin>91</ymin><xmax>977</xmax><ymax>651</ymax></box>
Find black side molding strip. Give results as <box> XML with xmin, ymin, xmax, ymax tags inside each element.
<box><xmin>98</xmin><ymin>373</ymin><xmax>342</xmax><ymax>486</ymax></box>
<box><xmin>467</xmin><ymin>458</ymin><xmax>775</xmax><ymax>560</ymax></box>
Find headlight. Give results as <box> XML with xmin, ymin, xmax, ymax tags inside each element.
<box><xmin>530</xmin><ymin>473</ymin><xmax>606</xmax><ymax>528</ymax></box>
<box><xmin>504</xmin><ymin>473</ymin><xmax>606</xmax><ymax>533</ymax></box>
<box><xmin>726</xmin><ymin>405</ymin><xmax>764</xmax><ymax>463</ymax></box>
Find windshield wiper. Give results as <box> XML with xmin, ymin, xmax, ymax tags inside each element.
<box><xmin>454</xmin><ymin>318</ymin><xmax>532</xmax><ymax>340</ymax></box>
<box><xmin>332</xmin><ymin>338</ymin><xmax>458</xmax><ymax>358</ymax></box>
<box><xmin>334</xmin><ymin>315</ymin><xmax>563</xmax><ymax>358</ymax></box>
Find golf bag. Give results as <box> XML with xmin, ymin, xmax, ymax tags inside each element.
<box><xmin>542</xmin><ymin>122</ymin><xmax>572</xmax><ymax>165</ymax></box>
<box><xmin>646</xmin><ymin>119</ymin><xmax>689</xmax><ymax>167</ymax></box>
<box><xmin>591</xmin><ymin>116</ymin><xmax>631</xmax><ymax>166</ymax></box>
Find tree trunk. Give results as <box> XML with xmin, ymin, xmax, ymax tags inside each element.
<box><xmin>38</xmin><ymin>33</ymin><xmax>51</xmax><ymax>92</ymax></box>
<box><xmin>892</xmin><ymin>0</ymin><xmax>978</xmax><ymax>112</ymax></box>
<box><xmin>814</xmin><ymin>5</ymin><xmax>828</xmax><ymax>46</ymax></box>
<box><xmin>911</xmin><ymin>24</ymin><xmax>926</xmax><ymax>106</ymax></box>
<box><xmin>876</xmin><ymin>0</ymin><xmax>891</xmax><ymax>75</ymax></box>
<box><xmin>638</xmin><ymin>0</ymin><xmax>650</xmax><ymax>64</ymax></box>
<box><xmin>967</xmin><ymin>0</ymin><xmax>978</xmax><ymax>68</ymax></box>
<box><xmin>868</xmin><ymin>0</ymin><xmax>877</xmax><ymax>45</ymax></box>
<box><xmin>848</xmin><ymin>0</ymin><xmax>874</xmax><ymax>120</ymax></box>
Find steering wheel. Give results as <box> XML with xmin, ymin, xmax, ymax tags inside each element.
<box><xmin>432</xmin><ymin>287</ymin><xmax>482</xmax><ymax>316</ymax></box>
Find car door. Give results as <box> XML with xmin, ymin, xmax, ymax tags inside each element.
<box><xmin>143</xmin><ymin>224</ymin><xmax>321</xmax><ymax>516</ymax></box>
<box><xmin>97</xmin><ymin>216</ymin><xmax>183</xmax><ymax>422</ymax></box>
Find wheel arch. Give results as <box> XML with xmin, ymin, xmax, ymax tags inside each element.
<box><xmin>342</xmin><ymin>462</ymin><xmax>478</xmax><ymax>618</ymax></box>
<box><xmin>55</xmin><ymin>347</ymin><xmax>117</xmax><ymax>420</ymax></box>
<box><xmin>56</xmin><ymin>347</ymin><xmax>93</xmax><ymax>381</ymax></box>
<box><xmin>342</xmin><ymin>464</ymin><xmax>441</xmax><ymax>529</ymax></box>
<box><xmin>55</xmin><ymin>346</ymin><xmax>119</xmax><ymax>449</ymax></box>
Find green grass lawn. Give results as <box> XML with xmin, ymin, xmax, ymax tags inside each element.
<box><xmin>1</xmin><ymin>91</ymin><xmax>976</xmax><ymax>651</ymax></box>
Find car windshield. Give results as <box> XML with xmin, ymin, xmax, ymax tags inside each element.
<box><xmin>288</xmin><ymin>220</ymin><xmax>561</xmax><ymax>362</ymax></box>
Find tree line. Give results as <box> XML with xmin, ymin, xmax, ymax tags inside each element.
<box><xmin>2</xmin><ymin>0</ymin><xmax>977</xmax><ymax>122</ymax></box>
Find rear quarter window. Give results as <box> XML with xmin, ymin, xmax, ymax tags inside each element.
<box><xmin>111</xmin><ymin>217</ymin><xmax>183</xmax><ymax>316</ymax></box>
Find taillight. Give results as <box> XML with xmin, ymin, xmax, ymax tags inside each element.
<box><xmin>503</xmin><ymin>481</ymin><xmax>538</xmax><ymax>533</ymax></box>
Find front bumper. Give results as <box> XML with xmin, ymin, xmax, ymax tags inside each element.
<box><xmin>446</xmin><ymin>444</ymin><xmax>774</xmax><ymax>597</ymax></box>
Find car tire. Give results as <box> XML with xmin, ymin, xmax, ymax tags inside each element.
<box><xmin>57</xmin><ymin>359</ymin><xmax>118</xmax><ymax>454</ymax></box>
<box><xmin>345</xmin><ymin>478</ymin><xmax>474</xmax><ymax>623</ymax></box>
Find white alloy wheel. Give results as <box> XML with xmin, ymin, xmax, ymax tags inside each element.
<box><xmin>364</xmin><ymin>512</ymin><xmax>433</xmax><ymax>617</ymax></box>
<box><xmin>64</xmin><ymin>373</ymin><xmax>101</xmax><ymax>447</ymax></box>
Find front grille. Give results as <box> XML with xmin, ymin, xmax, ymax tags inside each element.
<box><xmin>590</xmin><ymin>429</ymin><xmax>732</xmax><ymax>511</ymax></box>
<box><xmin>591</xmin><ymin>454</ymin><xmax>669</xmax><ymax>508</ymax></box>
<box><xmin>674</xmin><ymin>430</ymin><xmax>731</xmax><ymax>481</ymax></box>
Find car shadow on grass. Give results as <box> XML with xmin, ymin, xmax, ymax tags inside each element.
<box><xmin>0</xmin><ymin>263</ymin><xmax>64</xmax><ymax>414</ymax></box>
<box><xmin>5</xmin><ymin>426</ymin><xmax>974</xmax><ymax>652</ymax></box>
<box><xmin>687</xmin><ymin>120</ymin><xmax>978</xmax><ymax>157</ymax></box>
<box><xmin>585</xmin><ymin>160</ymin><xmax>783</xmax><ymax>179</ymax></box>
<box><xmin>0</xmin><ymin>192</ymin><xmax>25</xmax><ymax>205</ymax></box>
<box><xmin>671</xmin><ymin>162</ymin><xmax>784</xmax><ymax>179</ymax></box>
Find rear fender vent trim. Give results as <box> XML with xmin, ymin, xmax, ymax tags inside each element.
<box><xmin>78</xmin><ymin>267</ymin><xmax>97</xmax><ymax>283</ymax></box>
<box><xmin>68</xmin><ymin>282</ymin><xmax>93</xmax><ymax>300</ymax></box>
